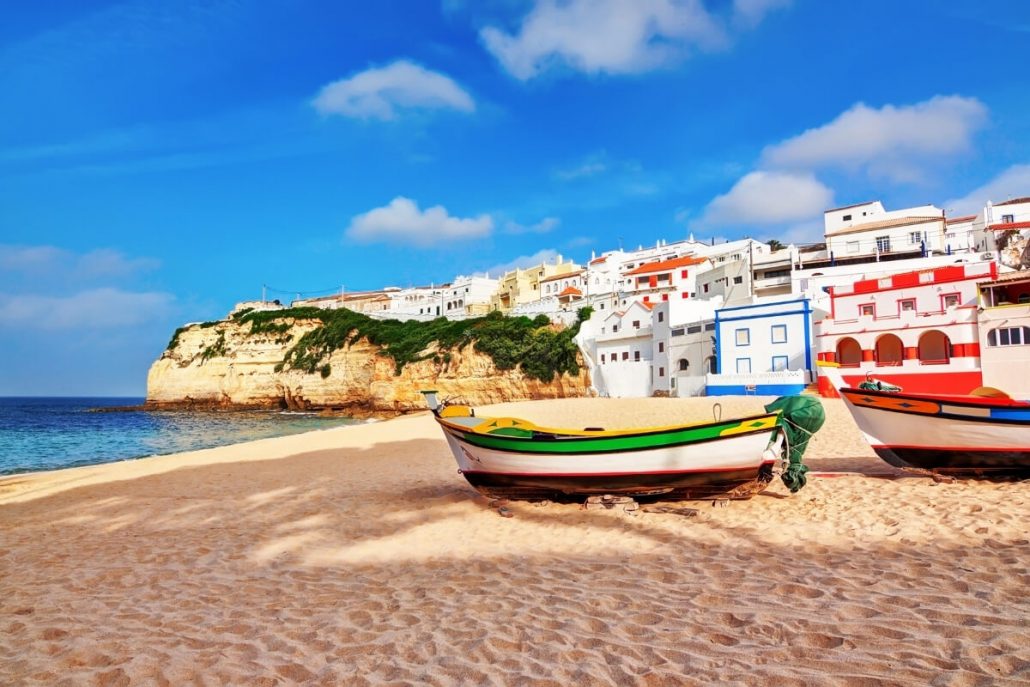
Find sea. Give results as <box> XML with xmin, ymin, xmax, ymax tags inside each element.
<box><xmin>0</xmin><ymin>397</ymin><xmax>360</xmax><ymax>475</ymax></box>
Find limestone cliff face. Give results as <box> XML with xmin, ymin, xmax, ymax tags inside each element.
<box><xmin>146</xmin><ymin>318</ymin><xmax>591</xmax><ymax>414</ymax></box>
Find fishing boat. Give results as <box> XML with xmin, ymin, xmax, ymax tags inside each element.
<box><xmin>421</xmin><ymin>391</ymin><xmax>824</xmax><ymax>500</ymax></box>
<box><xmin>822</xmin><ymin>366</ymin><xmax>1030</xmax><ymax>474</ymax></box>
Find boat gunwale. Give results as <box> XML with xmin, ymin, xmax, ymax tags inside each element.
<box><xmin>840</xmin><ymin>388</ymin><xmax>1030</xmax><ymax>426</ymax></box>
<box><xmin>435</xmin><ymin>411</ymin><xmax>782</xmax><ymax>442</ymax></box>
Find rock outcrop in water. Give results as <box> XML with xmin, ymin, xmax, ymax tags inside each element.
<box><xmin>146</xmin><ymin>311</ymin><xmax>591</xmax><ymax>415</ymax></box>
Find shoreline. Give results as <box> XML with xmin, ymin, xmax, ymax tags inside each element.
<box><xmin>2</xmin><ymin>396</ymin><xmax>1027</xmax><ymax>685</ymax></box>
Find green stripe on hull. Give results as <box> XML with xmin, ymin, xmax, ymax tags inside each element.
<box><xmin>452</xmin><ymin>415</ymin><xmax>779</xmax><ymax>455</ymax></box>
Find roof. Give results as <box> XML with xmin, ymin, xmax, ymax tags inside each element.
<box><xmin>824</xmin><ymin>201</ymin><xmax>878</xmax><ymax>213</ymax></box>
<box><xmin>979</xmin><ymin>270</ymin><xmax>1030</xmax><ymax>286</ymax></box>
<box><xmin>987</xmin><ymin>221</ymin><xmax>1030</xmax><ymax>231</ymax></box>
<box><xmin>538</xmin><ymin>269</ymin><xmax>584</xmax><ymax>282</ymax></box>
<box><xmin>589</xmin><ymin>256</ymin><xmax>607</xmax><ymax>264</ymax></box>
<box><xmin>995</xmin><ymin>197</ymin><xmax>1030</xmax><ymax>206</ymax></box>
<box><xmin>825</xmin><ymin>215</ymin><xmax>944</xmax><ymax>237</ymax></box>
<box><xmin>946</xmin><ymin>214</ymin><xmax>976</xmax><ymax>224</ymax></box>
<box><xmin>624</xmin><ymin>255</ymin><xmax>707</xmax><ymax>275</ymax></box>
<box><xmin>557</xmin><ymin>286</ymin><xmax>582</xmax><ymax>297</ymax></box>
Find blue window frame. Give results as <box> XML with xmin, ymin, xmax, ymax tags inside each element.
<box><xmin>736</xmin><ymin>358</ymin><xmax>751</xmax><ymax>373</ymax></box>
<box><xmin>735</xmin><ymin>328</ymin><xmax>750</xmax><ymax>346</ymax></box>
<box><xmin>771</xmin><ymin>355</ymin><xmax>788</xmax><ymax>371</ymax></box>
<box><xmin>771</xmin><ymin>324</ymin><xmax>787</xmax><ymax>344</ymax></box>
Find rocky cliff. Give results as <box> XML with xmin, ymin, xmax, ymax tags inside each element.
<box><xmin>146</xmin><ymin>312</ymin><xmax>591</xmax><ymax>415</ymax></box>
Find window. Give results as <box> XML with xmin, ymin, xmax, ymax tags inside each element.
<box><xmin>678</xmin><ymin>358</ymin><xmax>689</xmax><ymax>371</ymax></box>
<box><xmin>842</xmin><ymin>214</ymin><xmax>852</xmax><ymax>221</ymax></box>
<box><xmin>681</xmin><ymin>270</ymin><xmax>689</xmax><ymax>278</ymax></box>
<box><xmin>687</xmin><ymin>325</ymin><xmax>702</xmax><ymax>334</ymax></box>
<box><xmin>671</xmin><ymin>328</ymin><xmax>685</xmax><ymax>337</ymax></box>
<box><xmin>765</xmin><ymin>269</ymin><xmax>791</xmax><ymax>279</ymax></box>
<box><xmin>657</xmin><ymin>311</ymin><xmax>665</xmax><ymax>323</ymax></box>
<box><xmin>899</xmin><ymin>299</ymin><xmax>916</xmax><ymax>312</ymax></box>
<box><xmin>909</xmin><ymin>231</ymin><xmax>922</xmax><ymax>245</ymax></box>
<box><xmin>735</xmin><ymin>328</ymin><xmax>750</xmax><ymax>346</ymax></box>
<box><xmin>1002</xmin><ymin>214</ymin><xmax>1014</xmax><ymax>223</ymax></box>
<box><xmin>943</xmin><ymin>294</ymin><xmax>960</xmax><ymax>309</ymax></box>
<box><xmin>703</xmin><ymin>284</ymin><xmax>710</xmax><ymax>293</ymax></box>
<box><xmin>876</xmin><ymin>236</ymin><xmax>891</xmax><ymax>253</ymax></box>
<box><xmin>846</xmin><ymin>241</ymin><xmax>859</xmax><ymax>254</ymax></box>
<box><xmin>658</xmin><ymin>342</ymin><xmax>665</xmax><ymax>353</ymax></box>
<box><xmin>634</xmin><ymin>350</ymin><xmax>640</xmax><ymax>361</ymax></box>
<box><xmin>658</xmin><ymin>367</ymin><xmax>665</xmax><ymax>377</ymax></box>
<box><xmin>612</xmin><ymin>324</ymin><xmax>618</xmax><ymax>332</ymax></box>
<box><xmin>622</xmin><ymin>352</ymin><xmax>629</xmax><ymax>361</ymax></box>
<box><xmin>733</xmin><ymin>276</ymin><xmax>743</xmax><ymax>284</ymax></box>
<box><xmin>632</xmin><ymin>320</ymin><xmax>640</xmax><ymax>328</ymax></box>
<box><xmin>704</xmin><ymin>323</ymin><xmax>715</xmax><ymax>331</ymax></box>
<box><xmin>771</xmin><ymin>324</ymin><xmax>787</xmax><ymax>344</ymax></box>
<box><xmin>772</xmin><ymin>355</ymin><xmax>788</xmax><ymax>371</ymax></box>
<box><xmin>860</xmin><ymin>304</ymin><xmax>875</xmax><ymax>317</ymax></box>
<box><xmin>736</xmin><ymin>358</ymin><xmax>751</xmax><ymax>374</ymax></box>
<box><xmin>600</xmin><ymin>354</ymin><xmax>605</xmax><ymax>363</ymax></box>
<box><xmin>989</xmin><ymin>326</ymin><xmax>1030</xmax><ymax>346</ymax></box>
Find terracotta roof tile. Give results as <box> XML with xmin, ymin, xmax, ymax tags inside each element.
<box><xmin>624</xmin><ymin>255</ymin><xmax>707</xmax><ymax>275</ymax></box>
<box><xmin>987</xmin><ymin>221</ymin><xmax>1030</xmax><ymax>231</ymax></box>
<box><xmin>995</xmin><ymin>197</ymin><xmax>1030</xmax><ymax>206</ymax></box>
<box><xmin>557</xmin><ymin>286</ymin><xmax>582</xmax><ymax>297</ymax></box>
<box><xmin>946</xmin><ymin>214</ymin><xmax>976</xmax><ymax>224</ymax></box>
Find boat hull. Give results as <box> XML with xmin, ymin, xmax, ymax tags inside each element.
<box><xmin>440</xmin><ymin>420</ymin><xmax>782</xmax><ymax>500</ymax></box>
<box><xmin>840</xmin><ymin>388</ymin><xmax>1030</xmax><ymax>473</ymax></box>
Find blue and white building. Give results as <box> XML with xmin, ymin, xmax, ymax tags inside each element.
<box><xmin>707</xmin><ymin>297</ymin><xmax>817</xmax><ymax>396</ymax></box>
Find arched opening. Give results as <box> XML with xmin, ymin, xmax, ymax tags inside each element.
<box><xmin>836</xmin><ymin>337</ymin><xmax>862</xmax><ymax>368</ymax></box>
<box><xmin>678</xmin><ymin>358</ymin><xmax>689</xmax><ymax>372</ymax></box>
<box><xmin>875</xmin><ymin>333</ymin><xmax>904</xmax><ymax>366</ymax></box>
<box><xmin>704</xmin><ymin>356</ymin><xmax>716</xmax><ymax>374</ymax></box>
<box><xmin>918</xmin><ymin>330</ymin><xmax>951</xmax><ymax>364</ymax></box>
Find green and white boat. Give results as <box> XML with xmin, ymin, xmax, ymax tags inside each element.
<box><xmin>422</xmin><ymin>392</ymin><xmax>824</xmax><ymax>501</ymax></box>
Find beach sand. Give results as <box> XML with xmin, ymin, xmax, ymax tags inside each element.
<box><xmin>1</xmin><ymin>397</ymin><xmax>1027</xmax><ymax>686</ymax></box>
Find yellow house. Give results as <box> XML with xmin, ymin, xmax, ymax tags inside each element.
<box><xmin>490</xmin><ymin>255</ymin><xmax>580</xmax><ymax>313</ymax></box>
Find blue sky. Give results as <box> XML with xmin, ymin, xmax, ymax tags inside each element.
<box><xmin>2</xmin><ymin>0</ymin><xmax>1029</xmax><ymax>395</ymax></box>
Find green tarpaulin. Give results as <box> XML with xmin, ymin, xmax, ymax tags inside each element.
<box><xmin>765</xmin><ymin>395</ymin><xmax>826</xmax><ymax>493</ymax></box>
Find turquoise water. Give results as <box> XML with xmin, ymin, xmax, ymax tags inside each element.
<box><xmin>0</xmin><ymin>397</ymin><xmax>360</xmax><ymax>475</ymax></box>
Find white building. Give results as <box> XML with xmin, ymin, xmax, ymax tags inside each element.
<box><xmin>589</xmin><ymin>301</ymin><xmax>656</xmax><ymax>398</ymax></box>
<box><xmin>970</xmin><ymin>197</ymin><xmax>1030</xmax><ymax>272</ymax></box>
<box><xmin>443</xmin><ymin>275</ymin><xmax>498</xmax><ymax>318</ymax></box>
<box><xmin>822</xmin><ymin>201</ymin><xmax>947</xmax><ymax>264</ymax></box>
<box><xmin>651</xmin><ymin>297</ymin><xmax>721</xmax><ymax>397</ymax></box>
<box><xmin>620</xmin><ymin>255</ymin><xmax>711</xmax><ymax>307</ymax></box>
<box><xmin>707</xmin><ymin>297</ymin><xmax>817</xmax><ymax>396</ymax></box>
<box><xmin>977</xmin><ymin>271</ymin><xmax>1030</xmax><ymax>399</ymax></box>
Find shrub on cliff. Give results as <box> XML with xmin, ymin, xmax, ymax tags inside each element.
<box><xmin>178</xmin><ymin>306</ymin><xmax>592</xmax><ymax>382</ymax></box>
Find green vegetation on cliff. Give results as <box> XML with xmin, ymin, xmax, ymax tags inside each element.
<box><xmin>167</xmin><ymin>306</ymin><xmax>592</xmax><ymax>382</ymax></box>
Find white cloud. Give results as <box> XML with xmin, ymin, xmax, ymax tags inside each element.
<box><xmin>944</xmin><ymin>164</ymin><xmax>1030</xmax><ymax>215</ymax></box>
<box><xmin>484</xmin><ymin>249</ymin><xmax>560</xmax><ymax>277</ymax></box>
<box><xmin>481</xmin><ymin>0</ymin><xmax>786</xmax><ymax>80</ymax></box>
<box><xmin>698</xmin><ymin>171</ymin><xmax>834</xmax><ymax>227</ymax></box>
<box><xmin>762</xmin><ymin>95</ymin><xmax>988</xmax><ymax>182</ymax></box>
<box><xmin>504</xmin><ymin>217</ymin><xmax>560</xmax><ymax>234</ymax></box>
<box><xmin>0</xmin><ymin>244</ymin><xmax>159</xmax><ymax>278</ymax></box>
<box><xmin>732</xmin><ymin>0</ymin><xmax>791</xmax><ymax>28</ymax></box>
<box><xmin>346</xmin><ymin>197</ymin><xmax>493</xmax><ymax>246</ymax></box>
<box><xmin>312</xmin><ymin>60</ymin><xmax>475</xmax><ymax>120</ymax></box>
<box><xmin>0</xmin><ymin>288</ymin><xmax>174</xmax><ymax>330</ymax></box>
<box><xmin>556</xmin><ymin>160</ymin><xmax>608</xmax><ymax>180</ymax></box>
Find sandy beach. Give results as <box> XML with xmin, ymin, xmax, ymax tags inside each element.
<box><xmin>1</xmin><ymin>396</ymin><xmax>1027</xmax><ymax>686</ymax></box>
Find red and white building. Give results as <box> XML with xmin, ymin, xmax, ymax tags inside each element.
<box><xmin>621</xmin><ymin>255</ymin><xmax>710</xmax><ymax>307</ymax></box>
<box><xmin>815</xmin><ymin>261</ymin><xmax>997</xmax><ymax>394</ymax></box>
